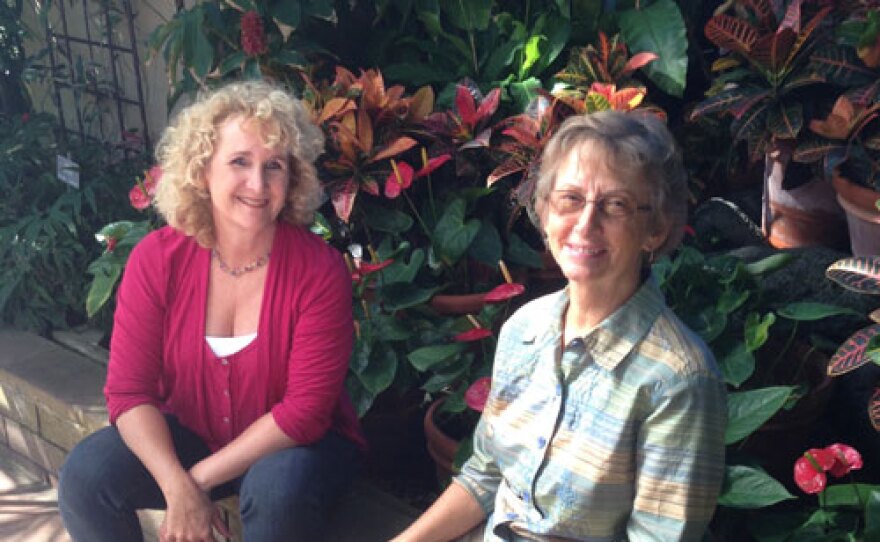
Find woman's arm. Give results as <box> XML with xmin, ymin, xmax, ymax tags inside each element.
<box><xmin>391</xmin><ymin>481</ymin><xmax>485</xmax><ymax>542</ymax></box>
<box><xmin>188</xmin><ymin>412</ymin><xmax>293</xmax><ymax>491</ymax></box>
<box><xmin>116</xmin><ymin>404</ymin><xmax>223</xmax><ymax>542</ymax></box>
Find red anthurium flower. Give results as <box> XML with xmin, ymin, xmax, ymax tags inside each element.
<box><xmin>454</xmin><ymin>327</ymin><xmax>493</xmax><ymax>342</ymax></box>
<box><xmin>415</xmin><ymin>153</ymin><xmax>452</xmax><ymax>178</ymax></box>
<box><xmin>106</xmin><ymin>237</ymin><xmax>118</xmax><ymax>253</ymax></box>
<box><xmin>794</xmin><ymin>448</ymin><xmax>837</xmax><ymax>494</ymax></box>
<box><xmin>826</xmin><ymin>443</ymin><xmax>863</xmax><ymax>478</ymax></box>
<box><xmin>384</xmin><ymin>161</ymin><xmax>415</xmax><ymax>199</ymax></box>
<box><xmin>465</xmin><ymin>377</ymin><xmax>492</xmax><ymax>412</ymax></box>
<box><xmin>359</xmin><ymin>259</ymin><xmax>394</xmax><ymax>274</ymax></box>
<box><xmin>484</xmin><ymin>283</ymin><xmax>525</xmax><ymax>303</ymax></box>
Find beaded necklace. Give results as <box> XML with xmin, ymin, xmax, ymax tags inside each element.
<box><xmin>212</xmin><ymin>249</ymin><xmax>270</xmax><ymax>277</ymax></box>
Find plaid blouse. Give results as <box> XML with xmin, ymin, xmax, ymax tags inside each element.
<box><xmin>455</xmin><ymin>278</ymin><xmax>727</xmax><ymax>541</ymax></box>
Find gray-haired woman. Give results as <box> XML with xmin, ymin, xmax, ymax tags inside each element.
<box><xmin>392</xmin><ymin>110</ymin><xmax>727</xmax><ymax>542</ymax></box>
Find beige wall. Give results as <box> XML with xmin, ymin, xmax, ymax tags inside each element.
<box><xmin>21</xmin><ymin>0</ymin><xmax>176</xmax><ymax>151</ymax></box>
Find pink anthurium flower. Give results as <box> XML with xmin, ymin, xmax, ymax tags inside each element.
<box><xmin>484</xmin><ymin>283</ymin><xmax>525</xmax><ymax>303</ymax></box>
<box><xmin>454</xmin><ymin>328</ymin><xmax>493</xmax><ymax>342</ymax></box>
<box><xmin>415</xmin><ymin>152</ymin><xmax>452</xmax><ymax>178</ymax></box>
<box><xmin>359</xmin><ymin>259</ymin><xmax>394</xmax><ymax>274</ymax></box>
<box><xmin>794</xmin><ymin>448</ymin><xmax>837</xmax><ymax>494</ymax></box>
<box><xmin>129</xmin><ymin>165</ymin><xmax>161</xmax><ymax>210</ymax></box>
<box><xmin>826</xmin><ymin>443</ymin><xmax>863</xmax><ymax>478</ymax></box>
<box><xmin>384</xmin><ymin>160</ymin><xmax>415</xmax><ymax>199</ymax></box>
<box><xmin>465</xmin><ymin>377</ymin><xmax>491</xmax><ymax>412</ymax></box>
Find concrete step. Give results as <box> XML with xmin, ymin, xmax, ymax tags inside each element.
<box><xmin>0</xmin><ymin>328</ymin><xmax>421</xmax><ymax>542</ymax></box>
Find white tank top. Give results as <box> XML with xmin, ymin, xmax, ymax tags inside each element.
<box><xmin>205</xmin><ymin>333</ymin><xmax>257</xmax><ymax>357</ymax></box>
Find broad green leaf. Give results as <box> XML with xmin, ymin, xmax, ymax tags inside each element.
<box><xmin>303</xmin><ymin>0</ymin><xmax>335</xmax><ymax>20</ymax></box>
<box><xmin>380</xmin><ymin>249</ymin><xmax>425</xmax><ymax>285</ymax></box>
<box><xmin>217</xmin><ymin>51</ymin><xmax>246</xmax><ymax>77</ymax></box>
<box><xmin>618</xmin><ymin>0</ymin><xmax>687</xmax><ymax>97</ymax></box>
<box><xmin>381</xmin><ymin>282</ymin><xmax>439</xmax><ymax>310</ymax></box>
<box><xmin>867</xmin><ymin>488</ymin><xmax>880</xmax><ymax>535</ymax></box>
<box><xmin>374</xmin><ymin>314</ymin><xmax>414</xmax><ymax>341</ymax></box>
<box><xmin>182</xmin><ymin>8</ymin><xmax>213</xmax><ymax>81</ymax></box>
<box><xmin>434</xmin><ymin>199</ymin><xmax>481</xmax><ymax>266</ymax></box>
<box><xmin>519</xmin><ymin>35</ymin><xmax>545</xmax><ymax>80</ymax></box>
<box><xmin>356</xmin><ymin>344</ymin><xmax>398</xmax><ymax>395</ymax></box>
<box><xmin>273</xmin><ymin>49</ymin><xmax>308</xmax><ymax>68</ymax></box>
<box><xmin>364</xmin><ymin>207</ymin><xmax>414</xmax><ymax>234</ymax></box>
<box><xmin>777</xmin><ymin>302</ymin><xmax>860</xmax><ymax>321</ymax></box>
<box><xmin>86</xmin><ymin>266</ymin><xmax>122</xmax><ymax>317</ymax></box>
<box><xmin>270</xmin><ymin>0</ymin><xmax>301</xmax><ymax>29</ymax></box>
<box><xmin>718</xmin><ymin>340</ymin><xmax>756</xmax><ymax>388</ymax></box>
<box><xmin>504</xmin><ymin>232</ymin><xmax>543</xmax><ymax>269</ymax></box>
<box><xmin>717</xmin><ymin>465</ymin><xmax>795</xmax><ymax>508</ymax></box>
<box><xmin>422</xmin><ymin>366</ymin><xmax>468</xmax><ymax>393</ymax></box>
<box><xmin>725</xmin><ymin>386</ymin><xmax>793</xmax><ymax>444</ymax></box>
<box><xmin>408</xmin><ymin>343</ymin><xmax>467</xmax><ymax>371</ymax></box>
<box><xmin>823</xmin><ymin>484</ymin><xmax>880</xmax><ymax>507</ymax></box>
<box><xmin>443</xmin><ymin>0</ymin><xmax>491</xmax><ymax>32</ymax></box>
<box><xmin>467</xmin><ymin>220</ymin><xmax>503</xmax><ymax>267</ymax></box>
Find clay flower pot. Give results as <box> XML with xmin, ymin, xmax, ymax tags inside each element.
<box><xmin>832</xmin><ymin>175</ymin><xmax>880</xmax><ymax>256</ymax></box>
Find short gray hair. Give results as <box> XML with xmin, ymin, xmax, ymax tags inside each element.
<box><xmin>532</xmin><ymin>110</ymin><xmax>687</xmax><ymax>256</ymax></box>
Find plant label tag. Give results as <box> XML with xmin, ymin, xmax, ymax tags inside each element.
<box><xmin>57</xmin><ymin>154</ymin><xmax>80</xmax><ymax>188</ymax></box>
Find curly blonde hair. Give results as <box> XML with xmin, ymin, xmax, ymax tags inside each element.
<box><xmin>153</xmin><ymin>80</ymin><xmax>325</xmax><ymax>247</ymax></box>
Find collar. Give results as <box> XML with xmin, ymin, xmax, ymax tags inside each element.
<box><xmin>529</xmin><ymin>277</ymin><xmax>666</xmax><ymax>371</ymax></box>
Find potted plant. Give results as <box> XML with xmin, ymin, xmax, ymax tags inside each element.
<box><xmin>654</xmin><ymin>244</ymin><xmax>860</xmax><ymax>525</ymax></box>
<box><xmin>825</xmin><ymin>255</ymin><xmax>880</xmax><ymax>432</ymax></box>
<box><xmin>794</xmin><ymin>6</ymin><xmax>880</xmax><ymax>255</ymax></box>
<box><xmin>689</xmin><ymin>0</ymin><xmax>848</xmax><ymax>250</ymax></box>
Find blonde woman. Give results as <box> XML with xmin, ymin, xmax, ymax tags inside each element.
<box><xmin>59</xmin><ymin>80</ymin><xmax>365</xmax><ymax>542</ymax></box>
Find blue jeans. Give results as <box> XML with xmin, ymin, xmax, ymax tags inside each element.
<box><xmin>58</xmin><ymin>415</ymin><xmax>359</xmax><ymax>542</ymax></box>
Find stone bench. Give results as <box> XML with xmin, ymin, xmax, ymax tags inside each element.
<box><xmin>0</xmin><ymin>328</ymin><xmax>418</xmax><ymax>541</ymax></box>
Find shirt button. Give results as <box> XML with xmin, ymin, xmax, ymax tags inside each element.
<box><xmin>223</xmin><ymin>416</ymin><xmax>230</xmax><ymax>424</ymax></box>
<box><xmin>537</xmin><ymin>436</ymin><xmax>546</xmax><ymax>449</ymax></box>
<box><xmin>221</xmin><ymin>358</ymin><xmax>229</xmax><ymax>366</ymax></box>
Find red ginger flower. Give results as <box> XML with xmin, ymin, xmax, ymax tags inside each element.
<box><xmin>241</xmin><ymin>11</ymin><xmax>268</xmax><ymax>57</ymax></box>
<box><xmin>454</xmin><ymin>328</ymin><xmax>493</xmax><ymax>342</ymax></box>
<box><xmin>129</xmin><ymin>165</ymin><xmax>162</xmax><ymax>210</ymax></box>
<box><xmin>465</xmin><ymin>377</ymin><xmax>491</xmax><ymax>412</ymax></box>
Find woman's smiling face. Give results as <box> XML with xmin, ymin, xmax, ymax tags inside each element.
<box><xmin>205</xmin><ymin>116</ymin><xmax>290</xmax><ymax>237</ymax></box>
<box><xmin>543</xmin><ymin>141</ymin><xmax>666</xmax><ymax>301</ymax></box>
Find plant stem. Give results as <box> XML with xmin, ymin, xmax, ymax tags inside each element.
<box><xmin>403</xmin><ymin>191</ymin><xmax>433</xmax><ymax>243</ymax></box>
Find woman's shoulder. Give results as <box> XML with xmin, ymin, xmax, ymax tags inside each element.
<box><xmin>501</xmin><ymin>290</ymin><xmax>566</xmax><ymax>336</ymax></box>
<box><xmin>649</xmin><ymin>306</ymin><xmax>722</xmax><ymax>380</ymax></box>
<box><xmin>276</xmin><ymin>222</ymin><xmax>347</xmax><ymax>276</ymax></box>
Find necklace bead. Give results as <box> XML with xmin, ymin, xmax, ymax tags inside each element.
<box><xmin>212</xmin><ymin>249</ymin><xmax>270</xmax><ymax>277</ymax></box>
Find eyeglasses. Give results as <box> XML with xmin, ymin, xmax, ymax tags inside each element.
<box><xmin>548</xmin><ymin>190</ymin><xmax>652</xmax><ymax>218</ymax></box>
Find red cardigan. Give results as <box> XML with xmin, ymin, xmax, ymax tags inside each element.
<box><xmin>104</xmin><ymin>222</ymin><xmax>365</xmax><ymax>452</ymax></box>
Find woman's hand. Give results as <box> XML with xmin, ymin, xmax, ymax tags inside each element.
<box><xmin>159</xmin><ymin>474</ymin><xmax>229</xmax><ymax>542</ymax></box>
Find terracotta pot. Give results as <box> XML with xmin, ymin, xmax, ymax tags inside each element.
<box><xmin>423</xmin><ymin>399</ymin><xmax>459</xmax><ymax>484</ymax></box>
<box><xmin>832</xmin><ymin>175</ymin><xmax>880</xmax><ymax>256</ymax></box>
<box><xmin>429</xmin><ymin>293</ymin><xmax>486</xmax><ymax>316</ymax></box>
<box><xmin>763</xmin><ymin>150</ymin><xmax>848</xmax><ymax>250</ymax></box>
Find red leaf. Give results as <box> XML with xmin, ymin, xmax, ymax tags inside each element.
<box><xmin>359</xmin><ymin>259</ymin><xmax>394</xmax><ymax>274</ymax></box>
<box><xmin>369</xmin><ymin>136</ymin><xmax>418</xmax><ymax>163</ymax></box>
<box><xmin>475</xmin><ymin>88</ymin><xmax>501</xmax><ymax>124</ymax></box>
<box><xmin>415</xmin><ymin>154</ymin><xmax>452</xmax><ymax>178</ymax></box>
<box><xmin>456</xmin><ymin>85</ymin><xmax>477</xmax><ymax>128</ymax></box>
<box><xmin>828</xmin><ymin>324</ymin><xmax>880</xmax><ymax>376</ymax></box>
<box><xmin>870</xmin><ymin>387</ymin><xmax>880</xmax><ymax>431</ymax></box>
<box><xmin>331</xmin><ymin>180</ymin><xmax>357</xmax><ymax>223</ymax></box>
<box><xmin>621</xmin><ymin>52</ymin><xmax>658</xmax><ymax>76</ymax></box>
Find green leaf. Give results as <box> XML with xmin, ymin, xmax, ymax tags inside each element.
<box><xmin>217</xmin><ymin>51</ymin><xmax>246</xmax><ymax>77</ymax></box>
<box><xmin>443</xmin><ymin>0</ymin><xmax>491</xmax><ymax>32</ymax></box>
<box><xmin>618</xmin><ymin>0</ymin><xmax>687</xmax><ymax>97</ymax></box>
<box><xmin>273</xmin><ymin>49</ymin><xmax>308</xmax><ymax>68</ymax></box>
<box><xmin>356</xmin><ymin>344</ymin><xmax>398</xmax><ymax>395</ymax></box>
<box><xmin>86</xmin><ymin>266</ymin><xmax>122</xmax><ymax>317</ymax></box>
<box><xmin>726</xmin><ymin>386</ymin><xmax>793</xmax><ymax>444</ymax></box>
<box><xmin>380</xmin><ymin>249</ymin><xmax>425</xmax><ymax>285</ymax></box>
<box><xmin>270</xmin><ymin>0</ymin><xmax>302</xmax><ymax>29</ymax></box>
<box><xmin>504</xmin><ymin>232</ymin><xmax>543</xmax><ymax>269</ymax></box>
<box><xmin>422</xmin><ymin>366</ymin><xmax>468</xmax><ymax>393</ymax></box>
<box><xmin>745</xmin><ymin>253</ymin><xmax>795</xmax><ymax>276</ymax></box>
<box><xmin>182</xmin><ymin>8</ymin><xmax>213</xmax><ymax>81</ymax></box>
<box><xmin>867</xmin><ymin>488</ymin><xmax>880</xmax><ymax>535</ymax></box>
<box><xmin>434</xmin><ymin>198</ymin><xmax>480</xmax><ymax>266</ymax></box>
<box><xmin>467</xmin><ymin>220</ymin><xmax>503</xmax><ymax>267</ymax></box>
<box><xmin>364</xmin><ymin>207</ymin><xmax>414</xmax><ymax>234</ymax></box>
<box><xmin>381</xmin><ymin>282</ymin><xmax>439</xmax><ymax>311</ymax></box>
<box><xmin>777</xmin><ymin>302</ymin><xmax>861</xmax><ymax>321</ymax></box>
<box><xmin>745</xmin><ymin>311</ymin><xmax>776</xmax><ymax>352</ymax></box>
<box><xmin>823</xmin><ymin>484</ymin><xmax>880</xmax><ymax>507</ymax></box>
<box><xmin>408</xmin><ymin>343</ymin><xmax>467</xmax><ymax>371</ymax></box>
<box><xmin>374</xmin><ymin>313</ymin><xmax>414</xmax><ymax>341</ymax></box>
<box><xmin>717</xmin><ymin>465</ymin><xmax>795</xmax><ymax>508</ymax></box>
<box><xmin>718</xmin><ymin>340</ymin><xmax>756</xmax><ymax>388</ymax></box>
